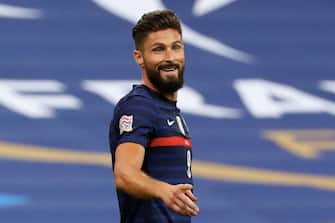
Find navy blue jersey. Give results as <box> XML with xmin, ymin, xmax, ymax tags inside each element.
<box><xmin>109</xmin><ymin>84</ymin><xmax>193</xmax><ymax>223</ymax></box>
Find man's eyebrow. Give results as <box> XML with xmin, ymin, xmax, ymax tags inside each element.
<box><xmin>151</xmin><ymin>41</ymin><xmax>183</xmax><ymax>47</ymax></box>
<box><xmin>151</xmin><ymin>42</ymin><xmax>165</xmax><ymax>47</ymax></box>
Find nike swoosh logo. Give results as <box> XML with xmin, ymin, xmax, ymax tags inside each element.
<box><xmin>167</xmin><ymin>120</ymin><xmax>175</xmax><ymax>126</ymax></box>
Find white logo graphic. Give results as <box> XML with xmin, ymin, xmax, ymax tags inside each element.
<box><xmin>119</xmin><ymin>115</ymin><xmax>134</xmax><ymax>134</ymax></box>
<box><xmin>0</xmin><ymin>3</ymin><xmax>42</xmax><ymax>19</ymax></box>
<box><xmin>167</xmin><ymin>119</ymin><xmax>175</xmax><ymax>126</ymax></box>
<box><xmin>92</xmin><ymin>0</ymin><xmax>255</xmax><ymax>63</ymax></box>
<box><xmin>0</xmin><ymin>1</ymin><xmax>254</xmax><ymax>63</ymax></box>
<box><xmin>83</xmin><ymin>80</ymin><xmax>241</xmax><ymax>119</ymax></box>
<box><xmin>2</xmin><ymin>79</ymin><xmax>334</xmax><ymax>119</ymax></box>
<box><xmin>193</xmin><ymin>0</ymin><xmax>237</xmax><ymax>16</ymax></box>
<box><xmin>0</xmin><ymin>80</ymin><xmax>81</xmax><ymax>118</ymax></box>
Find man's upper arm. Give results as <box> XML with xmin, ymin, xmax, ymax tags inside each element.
<box><xmin>114</xmin><ymin>142</ymin><xmax>145</xmax><ymax>171</ymax></box>
<box><xmin>112</xmin><ymin>96</ymin><xmax>155</xmax><ymax>174</ymax></box>
<box><xmin>115</xmin><ymin>96</ymin><xmax>155</xmax><ymax>148</ymax></box>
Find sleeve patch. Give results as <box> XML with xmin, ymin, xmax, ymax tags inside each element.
<box><xmin>119</xmin><ymin>115</ymin><xmax>133</xmax><ymax>135</ymax></box>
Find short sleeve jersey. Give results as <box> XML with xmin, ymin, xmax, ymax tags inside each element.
<box><xmin>109</xmin><ymin>85</ymin><xmax>193</xmax><ymax>223</ymax></box>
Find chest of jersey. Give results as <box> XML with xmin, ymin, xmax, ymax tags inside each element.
<box><xmin>144</xmin><ymin>105</ymin><xmax>193</xmax><ymax>184</ymax></box>
<box><xmin>153</xmin><ymin>105</ymin><xmax>190</xmax><ymax>138</ymax></box>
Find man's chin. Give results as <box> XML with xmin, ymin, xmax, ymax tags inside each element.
<box><xmin>146</xmin><ymin>68</ymin><xmax>184</xmax><ymax>93</ymax></box>
<box><xmin>150</xmin><ymin>78</ymin><xmax>184</xmax><ymax>94</ymax></box>
<box><xmin>160</xmin><ymin>74</ymin><xmax>179</xmax><ymax>83</ymax></box>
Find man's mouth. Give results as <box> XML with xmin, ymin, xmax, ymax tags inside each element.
<box><xmin>158</xmin><ymin>64</ymin><xmax>179</xmax><ymax>75</ymax></box>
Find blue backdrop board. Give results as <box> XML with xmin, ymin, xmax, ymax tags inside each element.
<box><xmin>0</xmin><ymin>1</ymin><xmax>335</xmax><ymax>223</ymax></box>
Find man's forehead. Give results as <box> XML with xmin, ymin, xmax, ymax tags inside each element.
<box><xmin>145</xmin><ymin>29</ymin><xmax>182</xmax><ymax>45</ymax></box>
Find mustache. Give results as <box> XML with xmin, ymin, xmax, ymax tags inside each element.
<box><xmin>157</xmin><ymin>62</ymin><xmax>181</xmax><ymax>71</ymax></box>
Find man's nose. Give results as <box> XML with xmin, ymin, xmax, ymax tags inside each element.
<box><xmin>164</xmin><ymin>48</ymin><xmax>175</xmax><ymax>61</ymax></box>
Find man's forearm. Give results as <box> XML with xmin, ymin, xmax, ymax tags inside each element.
<box><xmin>114</xmin><ymin>165</ymin><xmax>168</xmax><ymax>200</ymax></box>
<box><xmin>114</xmin><ymin>159</ymin><xmax>199</xmax><ymax>216</ymax></box>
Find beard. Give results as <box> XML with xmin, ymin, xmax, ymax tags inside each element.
<box><xmin>144</xmin><ymin>61</ymin><xmax>184</xmax><ymax>95</ymax></box>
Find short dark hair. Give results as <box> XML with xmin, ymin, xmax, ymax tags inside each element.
<box><xmin>132</xmin><ymin>10</ymin><xmax>182</xmax><ymax>50</ymax></box>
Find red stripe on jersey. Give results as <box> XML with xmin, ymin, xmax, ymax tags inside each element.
<box><xmin>149</xmin><ymin>136</ymin><xmax>192</xmax><ymax>148</ymax></box>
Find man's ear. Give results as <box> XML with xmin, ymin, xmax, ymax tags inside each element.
<box><xmin>133</xmin><ymin>50</ymin><xmax>144</xmax><ymax>67</ymax></box>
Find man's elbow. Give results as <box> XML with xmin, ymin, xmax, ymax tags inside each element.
<box><xmin>114</xmin><ymin>168</ymin><xmax>128</xmax><ymax>190</ymax></box>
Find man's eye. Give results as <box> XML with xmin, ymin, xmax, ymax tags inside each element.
<box><xmin>172</xmin><ymin>44</ymin><xmax>182</xmax><ymax>50</ymax></box>
<box><xmin>153</xmin><ymin>47</ymin><xmax>164</xmax><ymax>52</ymax></box>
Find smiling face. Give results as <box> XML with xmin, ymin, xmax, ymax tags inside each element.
<box><xmin>134</xmin><ymin>28</ymin><xmax>185</xmax><ymax>95</ymax></box>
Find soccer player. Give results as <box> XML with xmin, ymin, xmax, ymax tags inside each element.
<box><xmin>109</xmin><ymin>10</ymin><xmax>199</xmax><ymax>223</ymax></box>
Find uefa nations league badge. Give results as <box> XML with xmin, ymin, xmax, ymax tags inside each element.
<box><xmin>119</xmin><ymin>115</ymin><xmax>134</xmax><ymax>135</ymax></box>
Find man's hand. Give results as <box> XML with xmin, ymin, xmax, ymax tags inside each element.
<box><xmin>160</xmin><ymin>183</ymin><xmax>200</xmax><ymax>216</ymax></box>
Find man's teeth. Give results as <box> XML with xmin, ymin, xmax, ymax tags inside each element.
<box><xmin>162</xmin><ymin>67</ymin><xmax>177</xmax><ymax>71</ymax></box>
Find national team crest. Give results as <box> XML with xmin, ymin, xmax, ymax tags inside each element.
<box><xmin>119</xmin><ymin>115</ymin><xmax>133</xmax><ymax>134</ymax></box>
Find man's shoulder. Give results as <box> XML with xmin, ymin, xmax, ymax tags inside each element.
<box><xmin>116</xmin><ymin>85</ymin><xmax>156</xmax><ymax>111</ymax></box>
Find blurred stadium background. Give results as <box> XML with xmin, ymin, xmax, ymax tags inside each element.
<box><xmin>0</xmin><ymin>0</ymin><xmax>335</xmax><ymax>222</ymax></box>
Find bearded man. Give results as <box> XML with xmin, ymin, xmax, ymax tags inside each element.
<box><xmin>109</xmin><ymin>10</ymin><xmax>199</xmax><ymax>223</ymax></box>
